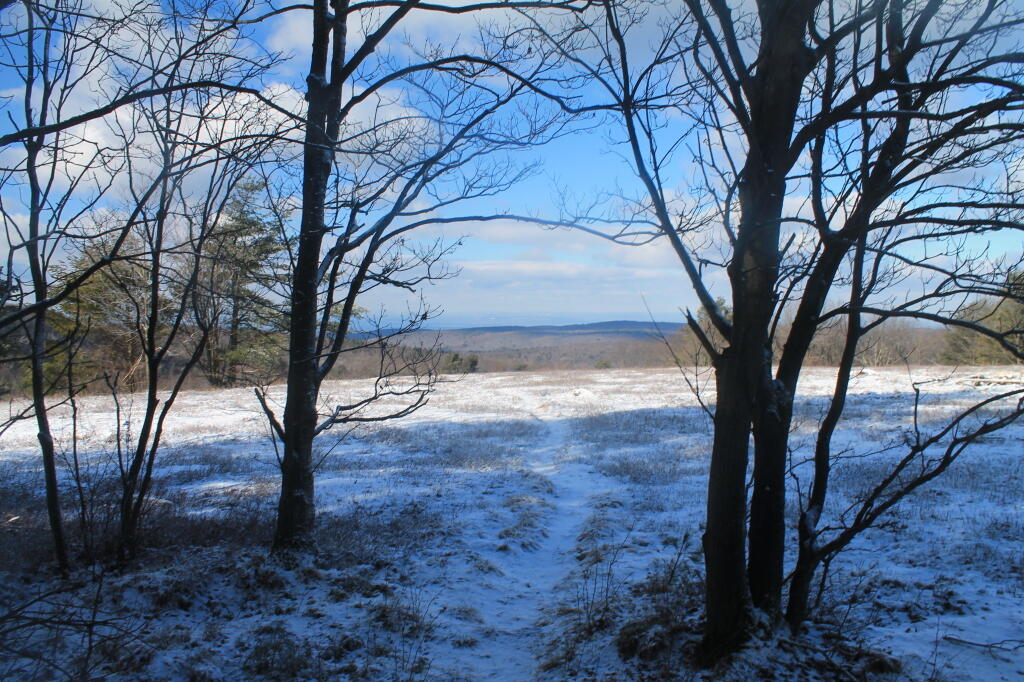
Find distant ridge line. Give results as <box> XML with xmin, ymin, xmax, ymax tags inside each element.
<box><xmin>423</xmin><ymin>319</ymin><xmax>685</xmax><ymax>334</ymax></box>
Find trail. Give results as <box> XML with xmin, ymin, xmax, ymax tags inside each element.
<box><xmin>442</xmin><ymin>385</ymin><xmax>613</xmax><ymax>680</ymax></box>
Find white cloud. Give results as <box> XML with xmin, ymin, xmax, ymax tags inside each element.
<box><xmin>470</xmin><ymin>220</ymin><xmax>593</xmax><ymax>253</ymax></box>
<box><xmin>604</xmin><ymin>238</ymin><xmax>680</xmax><ymax>269</ymax></box>
<box><xmin>359</xmin><ymin>254</ymin><xmax>709</xmax><ymax>323</ymax></box>
<box><xmin>266</xmin><ymin>9</ymin><xmax>314</xmax><ymax>62</ymax></box>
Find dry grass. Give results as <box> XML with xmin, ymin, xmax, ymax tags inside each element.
<box><xmin>365</xmin><ymin>419</ymin><xmax>546</xmax><ymax>471</ymax></box>
<box><xmin>572</xmin><ymin>408</ymin><xmax>694</xmax><ymax>448</ymax></box>
<box><xmin>496</xmin><ymin>494</ymin><xmax>551</xmax><ymax>551</ymax></box>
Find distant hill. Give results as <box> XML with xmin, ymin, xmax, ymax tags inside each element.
<box><xmin>354</xmin><ymin>318</ymin><xmax>950</xmax><ymax>377</ymax></box>
<box><xmin>404</xmin><ymin>320</ymin><xmax>686</xmax><ymax>352</ymax></box>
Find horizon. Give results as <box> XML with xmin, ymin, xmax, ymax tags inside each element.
<box><xmin>405</xmin><ymin>314</ymin><xmax>945</xmax><ymax>332</ymax></box>
<box><xmin>421</xmin><ymin>312</ymin><xmax>683</xmax><ymax>330</ymax></box>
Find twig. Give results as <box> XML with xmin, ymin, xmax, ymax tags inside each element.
<box><xmin>942</xmin><ymin>635</ymin><xmax>1024</xmax><ymax>652</ymax></box>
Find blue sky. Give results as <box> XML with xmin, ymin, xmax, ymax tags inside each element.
<box><xmin>4</xmin><ymin>2</ymin><xmax>1019</xmax><ymax>330</ymax></box>
<box><xmin>366</xmin><ymin>131</ymin><xmax>704</xmax><ymax>328</ymax></box>
<box><xmin>255</xmin><ymin>5</ymin><xmax>708</xmax><ymax>328</ymax></box>
<box><xmin>0</xmin><ymin>1</ymin><xmax>699</xmax><ymax>330</ymax></box>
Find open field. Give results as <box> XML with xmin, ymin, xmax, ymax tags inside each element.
<box><xmin>1</xmin><ymin>366</ymin><xmax>1022</xmax><ymax>680</ymax></box>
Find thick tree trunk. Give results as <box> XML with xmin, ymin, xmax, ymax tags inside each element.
<box><xmin>749</xmin><ymin>368</ymin><xmax>791</xmax><ymax>614</ymax></box>
<box><xmin>702</xmin><ymin>4</ymin><xmax>815</xmax><ymax>653</ymax></box>
<box><xmin>701</xmin><ymin>350</ymin><xmax>755</xmax><ymax>658</ymax></box>
<box><xmin>700</xmin><ymin>183</ymin><xmax>786</xmax><ymax>657</ymax></box>
<box><xmin>274</xmin><ymin>409</ymin><xmax>317</xmax><ymax>548</ymax></box>
<box><xmin>704</xmin><ymin>168</ymin><xmax>787</xmax><ymax>655</ymax></box>
<box><xmin>273</xmin><ymin>0</ymin><xmax>353</xmax><ymax>551</ymax></box>
<box><xmin>273</xmin><ymin>237</ymin><xmax>322</xmax><ymax>549</ymax></box>
<box><xmin>272</xmin><ymin>0</ymin><xmax>335</xmax><ymax>547</ymax></box>
<box><xmin>702</xmin><ymin>140</ymin><xmax>790</xmax><ymax>657</ymax></box>
<box><xmin>272</xmin><ymin>150</ymin><xmax>328</xmax><ymax>550</ymax></box>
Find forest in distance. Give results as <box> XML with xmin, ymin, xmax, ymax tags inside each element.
<box><xmin>2</xmin><ymin>0</ymin><xmax>1023</xmax><ymax>679</ymax></box>
<box><xmin>0</xmin><ymin>312</ymin><xmax>1007</xmax><ymax>395</ymax></box>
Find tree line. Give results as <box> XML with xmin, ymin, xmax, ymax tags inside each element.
<box><xmin>2</xmin><ymin>285</ymin><xmax>1014</xmax><ymax>401</ymax></box>
<box><xmin>1</xmin><ymin>0</ymin><xmax>1022</xmax><ymax>668</ymax></box>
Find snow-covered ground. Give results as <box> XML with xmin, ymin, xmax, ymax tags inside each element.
<box><xmin>1</xmin><ymin>366</ymin><xmax>1022</xmax><ymax>680</ymax></box>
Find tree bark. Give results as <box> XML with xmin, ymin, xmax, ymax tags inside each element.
<box><xmin>702</xmin><ymin>2</ymin><xmax>817</xmax><ymax>653</ymax></box>
<box><xmin>30</xmin><ymin>313</ymin><xmax>69</xmax><ymax>573</ymax></box>
<box><xmin>700</xmin><ymin>350</ymin><xmax>754</xmax><ymax>658</ymax></box>
<box><xmin>273</xmin><ymin>213</ymin><xmax>324</xmax><ymax>549</ymax></box>
<box><xmin>749</xmin><ymin>366</ymin><xmax>791</xmax><ymax>614</ymax></box>
<box><xmin>785</xmin><ymin>235</ymin><xmax>865</xmax><ymax>628</ymax></box>
<box><xmin>25</xmin><ymin>109</ymin><xmax>69</xmax><ymax>571</ymax></box>
<box><xmin>227</xmin><ymin>272</ymin><xmax>241</xmax><ymax>385</ymax></box>
<box><xmin>272</xmin><ymin>136</ymin><xmax>330</xmax><ymax>549</ymax></box>
<box><xmin>272</xmin><ymin>0</ymin><xmax>345</xmax><ymax>551</ymax></box>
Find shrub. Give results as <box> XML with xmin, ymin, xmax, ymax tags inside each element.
<box><xmin>241</xmin><ymin>622</ymin><xmax>312</xmax><ymax>679</ymax></box>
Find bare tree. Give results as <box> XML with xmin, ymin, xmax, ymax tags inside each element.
<box><xmin>0</xmin><ymin>0</ymin><xmax>285</xmax><ymax>334</ymax></box>
<box><xmin>94</xmin><ymin>5</ymin><xmax>277</xmax><ymax>561</ymax></box>
<box><xmin>543</xmin><ymin>0</ymin><xmax>1024</xmax><ymax>660</ymax></box>
<box><xmin>0</xmin><ymin>0</ymin><xmax>277</xmax><ymax>566</ymax></box>
<box><xmin>261</xmin><ymin>0</ymin><xmax>592</xmax><ymax>551</ymax></box>
<box><xmin>0</xmin><ymin>0</ymin><xmax>138</xmax><ymax>571</ymax></box>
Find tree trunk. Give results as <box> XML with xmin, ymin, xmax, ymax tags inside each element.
<box><xmin>25</xmin><ymin>126</ymin><xmax>69</xmax><ymax>572</ymax></box>
<box><xmin>702</xmin><ymin>4</ymin><xmax>815</xmax><ymax>653</ymax></box>
<box><xmin>702</xmin><ymin>132</ymin><xmax>791</xmax><ymax>656</ymax></box>
<box><xmin>700</xmin><ymin>350</ymin><xmax>754</xmax><ymax>659</ymax></box>
<box><xmin>116</xmin><ymin>359</ymin><xmax>161</xmax><ymax>562</ymax></box>
<box><xmin>785</xmin><ymin>534</ymin><xmax>821</xmax><ymax>630</ymax></box>
<box><xmin>227</xmin><ymin>272</ymin><xmax>241</xmax><ymax>385</ymax></box>
<box><xmin>272</xmin><ymin>6</ymin><xmax>335</xmax><ymax>548</ymax></box>
<box><xmin>785</xmin><ymin>235</ymin><xmax>866</xmax><ymax>628</ymax></box>
<box><xmin>272</xmin><ymin>0</ymin><xmax>354</xmax><ymax>551</ymax></box>
<box><xmin>749</xmin><ymin>366</ymin><xmax>791</xmax><ymax>614</ymax></box>
<box><xmin>271</xmin><ymin>163</ymin><xmax>326</xmax><ymax>548</ymax></box>
<box><xmin>272</xmin><ymin>141</ymin><xmax>328</xmax><ymax>546</ymax></box>
<box><xmin>31</xmin><ymin>314</ymin><xmax>69</xmax><ymax>573</ymax></box>
<box><xmin>273</xmin><ymin>216</ymin><xmax>323</xmax><ymax>549</ymax></box>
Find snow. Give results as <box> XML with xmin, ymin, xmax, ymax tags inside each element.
<box><xmin>1</xmin><ymin>366</ymin><xmax>1022</xmax><ymax>680</ymax></box>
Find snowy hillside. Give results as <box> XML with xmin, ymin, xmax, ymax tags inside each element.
<box><xmin>1</xmin><ymin>367</ymin><xmax>1022</xmax><ymax>680</ymax></box>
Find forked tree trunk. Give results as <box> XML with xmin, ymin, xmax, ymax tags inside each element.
<box><xmin>785</xmin><ymin>235</ymin><xmax>865</xmax><ymax>627</ymax></box>
<box><xmin>701</xmin><ymin>3</ymin><xmax>815</xmax><ymax>656</ymax></box>
<box><xmin>702</xmin><ymin>136</ymin><xmax>791</xmax><ymax>658</ymax></box>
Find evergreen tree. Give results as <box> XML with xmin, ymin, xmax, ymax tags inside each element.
<box><xmin>192</xmin><ymin>181</ymin><xmax>286</xmax><ymax>387</ymax></box>
<box><xmin>49</xmin><ymin>235</ymin><xmax>153</xmax><ymax>388</ymax></box>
